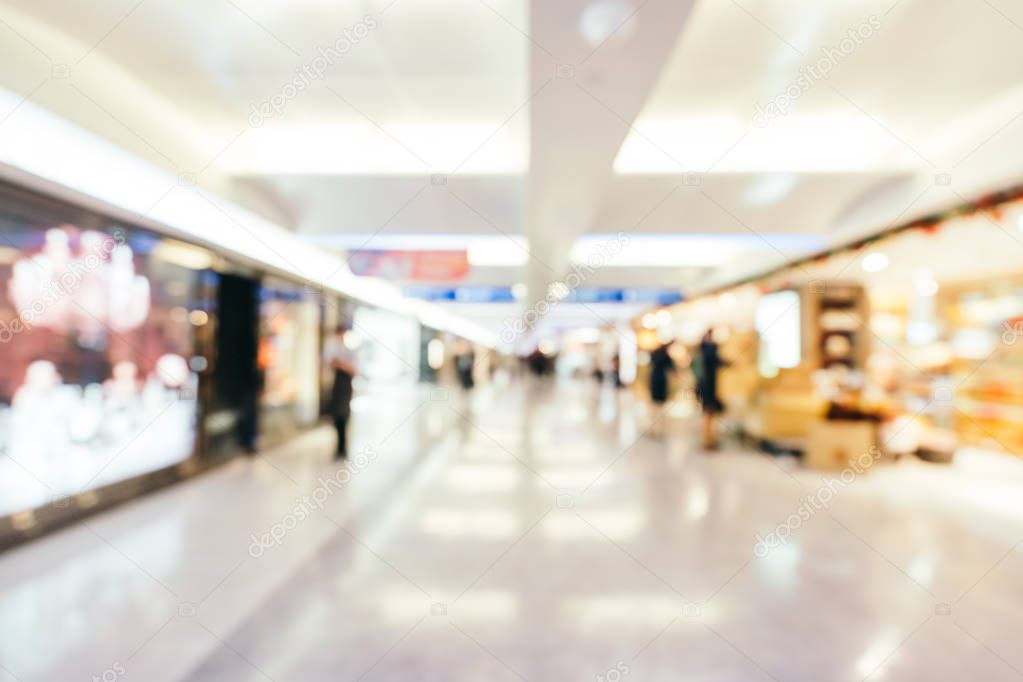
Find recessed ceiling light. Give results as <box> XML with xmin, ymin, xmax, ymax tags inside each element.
<box><xmin>467</xmin><ymin>237</ymin><xmax>529</xmax><ymax>267</ymax></box>
<box><xmin>743</xmin><ymin>173</ymin><xmax>798</xmax><ymax>206</ymax></box>
<box><xmin>579</xmin><ymin>0</ymin><xmax>637</xmax><ymax>48</ymax></box>
<box><xmin>861</xmin><ymin>252</ymin><xmax>889</xmax><ymax>273</ymax></box>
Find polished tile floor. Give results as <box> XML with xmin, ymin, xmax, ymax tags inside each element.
<box><xmin>2</xmin><ymin>377</ymin><xmax>1023</xmax><ymax>681</ymax></box>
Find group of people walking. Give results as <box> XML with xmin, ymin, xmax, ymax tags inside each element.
<box><xmin>647</xmin><ymin>330</ymin><xmax>728</xmax><ymax>449</ymax></box>
<box><xmin>325</xmin><ymin>322</ymin><xmax>727</xmax><ymax>458</ymax></box>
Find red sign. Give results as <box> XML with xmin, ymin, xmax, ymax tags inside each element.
<box><xmin>348</xmin><ymin>250</ymin><xmax>470</xmax><ymax>281</ymax></box>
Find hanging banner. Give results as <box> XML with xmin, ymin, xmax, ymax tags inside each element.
<box><xmin>347</xmin><ymin>250</ymin><xmax>470</xmax><ymax>281</ymax></box>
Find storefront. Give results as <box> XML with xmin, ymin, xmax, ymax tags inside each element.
<box><xmin>0</xmin><ymin>183</ymin><xmax>329</xmax><ymax>546</ymax></box>
<box><xmin>0</xmin><ymin>179</ymin><xmax>497</xmax><ymax>548</ymax></box>
<box><xmin>258</xmin><ymin>280</ymin><xmax>321</xmax><ymax>446</ymax></box>
<box><xmin>0</xmin><ymin>184</ymin><xmax>211</xmax><ymax>521</ymax></box>
<box><xmin>640</xmin><ymin>186</ymin><xmax>1023</xmax><ymax>467</ymax></box>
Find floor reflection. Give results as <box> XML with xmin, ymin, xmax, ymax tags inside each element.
<box><xmin>1</xmin><ymin>377</ymin><xmax>1022</xmax><ymax>681</ymax></box>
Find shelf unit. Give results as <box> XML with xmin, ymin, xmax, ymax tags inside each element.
<box><xmin>803</xmin><ymin>282</ymin><xmax>871</xmax><ymax>371</ymax></box>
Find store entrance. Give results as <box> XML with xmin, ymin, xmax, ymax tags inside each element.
<box><xmin>207</xmin><ymin>273</ymin><xmax>261</xmax><ymax>458</ymax></box>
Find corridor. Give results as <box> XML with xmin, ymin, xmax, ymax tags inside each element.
<box><xmin>1</xmin><ymin>378</ymin><xmax>1021</xmax><ymax>681</ymax></box>
<box><xmin>4</xmin><ymin>1</ymin><xmax>1023</xmax><ymax>679</ymax></box>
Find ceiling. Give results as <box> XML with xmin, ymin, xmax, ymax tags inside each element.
<box><xmin>3</xmin><ymin>0</ymin><xmax>1023</xmax><ymax>341</ymax></box>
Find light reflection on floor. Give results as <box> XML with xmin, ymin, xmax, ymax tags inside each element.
<box><xmin>1</xmin><ymin>377</ymin><xmax>1022</xmax><ymax>681</ymax></box>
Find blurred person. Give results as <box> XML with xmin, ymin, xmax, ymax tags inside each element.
<box><xmin>455</xmin><ymin>341</ymin><xmax>475</xmax><ymax>390</ymax></box>
<box><xmin>528</xmin><ymin>348</ymin><xmax>546</xmax><ymax>376</ymax></box>
<box><xmin>693</xmin><ymin>330</ymin><xmax>728</xmax><ymax>450</ymax></box>
<box><xmin>648</xmin><ymin>341</ymin><xmax>676</xmax><ymax>436</ymax></box>
<box><xmin>324</xmin><ymin>325</ymin><xmax>358</xmax><ymax>459</ymax></box>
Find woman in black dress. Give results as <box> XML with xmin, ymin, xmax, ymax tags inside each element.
<box><xmin>648</xmin><ymin>342</ymin><xmax>676</xmax><ymax>436</ymax></box>
<box><xmin>694</xmin><ymin>330</ymin><xmax>727</xmax><ymax>449</ymax></box>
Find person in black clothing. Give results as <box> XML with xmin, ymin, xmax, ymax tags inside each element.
<box><xmin>527</xmin><ymin>348</ymin><xmax>548</xmax><ymax>376</ymax></box>
<box><xmin>694</xmin><ymin>330</ymin><xmax>728</xmax><ymax>449</ymax></box>
<box><xmin>648</xmin><ymin>341</ymin><xmax>676</xmax><ymax>436</ymax></box>
<box><xmin>324</xmin><ymin>326</ymin><xmax>358</xmax><ymax>459</ymax></box>
<box><xmin>455</xmin><ymin>342</ymin><xmax>475</xmax><ymax>390</ymax></box>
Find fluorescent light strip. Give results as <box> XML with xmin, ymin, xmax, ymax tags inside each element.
<box><xmin>0</xmin><ymin>86</ymin><xmax>498</xmax><ymax>347</ymax></box>
<box><xmin>570</xmin><ymin>233</ymin><xmax>827</xmax><ymax>267</ymax></box>
<box><xmin>613</xmin><ymin>116</ymin><xmax>910</xmax><ymax>174</ymax></box>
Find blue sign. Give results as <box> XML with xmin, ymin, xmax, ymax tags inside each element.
<box><xmin>402</xmin><ymin>286</ymin><xmax>516</xmax><ymax>303</ymax></box>
<box><xmin>403</xmin><ymin>285</ymin><xmax>683</xmax><ymax>305</ymax></box>
<box><xmin>563</xmin><ymin>288</ymin><xmax>684</xmax><ymax>304</ymax></box>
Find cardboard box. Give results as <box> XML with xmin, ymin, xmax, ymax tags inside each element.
<box><xmin>751</xmin><ymin>391</ymin><xmax>827</xmax><ymax>439</ymax></box>
<box><xmin>805</xmin><ymin>420</ymin><xmax>876</xmax><ymax>471</ymax></box>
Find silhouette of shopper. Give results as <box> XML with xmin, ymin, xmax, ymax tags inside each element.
<box><xmin>694</xmin><ymin>330</ymin><xmax>728</xmax><ymax>449</ymax></box>
<box><xmin>648</xmin><ymin>341</ymin><xmax>676</xmax><ymax>436</ymax></box>
<box><xmin>324</xmin><ymin>325</ymin><xmax>358</xmax><ymax>459</ymax></box>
